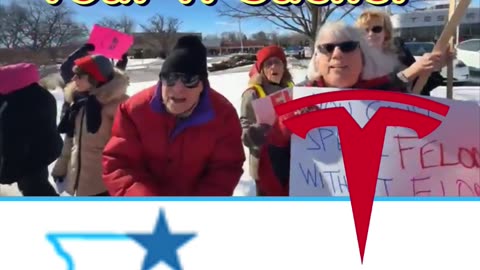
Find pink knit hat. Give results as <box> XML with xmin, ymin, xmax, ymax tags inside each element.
<box><xmin>0</xmin><ymin>63</ymin><xmax>40</xmax><ymax>95</ymax></box>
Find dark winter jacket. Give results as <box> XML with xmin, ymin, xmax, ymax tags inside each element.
<box><xmin>102</xmin><ymin>83</ymin><xmax>246</xmax><ymax>196</ymax></box>
<box><xmin>0</xmin><ymin>63</ymin><xmax>63</xmax><ymax>184</ymax></box>
<box><xmin>257</xmin><ymin>76</ymin><xmax>402</xmax><ymax>196</ymax></box>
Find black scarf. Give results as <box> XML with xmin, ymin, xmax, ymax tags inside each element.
<box><xmin>58</xmin><ymin>93</ymin><xmax>102</xmax><ymax>138</ymax></box>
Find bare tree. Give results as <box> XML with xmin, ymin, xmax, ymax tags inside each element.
<box><xmin>277</xmin><ymin>34</ymin><xmax>294</xmax><ymax>47</ymax></box>
<box><xmin>140</xmin><ymin>14</ymin><xmax>182</xmax><ymax>54</ymax></box>
<box><xmin>268</xmin><ymin>31</ymin><xmax>280</xmax><ymax>46</ymax></box>
<box><xmin>220</xmin><ymin>32</ymin><xmax>237</xmax><ymax>43</ymax></box>
<box><xmin>98</xmin><ymin>15</ymin><xmax>136</xmax><ymax>34</ymax></box>
<box><xmin>217</xmin><ymin>0</ymin><xmax>430</xmax><ymax>45</ymax></box>
<box><xmin>7</xmin><ymin>0</ymin><xmax>88</xmax><ymax>50</ymax></box>
<box><xmin>49</xmin><ymin>19</ymin><xmax>88</xmax><ymax>48</ymax></box>
<box><xmin>217</xmin><ymin>1</ymin><xmax>356</xmax><ymax>45</ymax></box>
<box><xmin>203</xmin><ymin>34</ymin><xmax>220</xmax><ymax>41</ymax></box>
<box><xmin>251</xmin><ymin>31</ymin><xmax>269</xmax><ymax>44</ymax></box>
<box><xmin>0</xmin><ymin>3</ymin><xmax>29</xmax><ymax>48</ymax></box>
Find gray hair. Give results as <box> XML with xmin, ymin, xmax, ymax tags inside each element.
<box><xmin>307</xmin><ymin>21</ymin><xmax>398</xmax><ymax>81</ymax></box>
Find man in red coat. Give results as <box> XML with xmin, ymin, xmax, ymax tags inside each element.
<box><xmin>102</xmin><ymin>35</ymin><xmax>246</xmax><ymax>196</ymax></box>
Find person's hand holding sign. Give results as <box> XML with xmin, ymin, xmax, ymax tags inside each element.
<box><xmin>402</xmin><ymin>51</ymin><xmax>445</xmax><ymax>80</ymax></box>
<box><xmin>438</xmin><ymin>45</ymin><xmax>457</xmax><ymax>70</ymax></box>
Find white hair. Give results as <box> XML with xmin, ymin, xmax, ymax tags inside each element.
<box><xmin>307</xmin><ymin>21</ymin><xmax>399</xmax><ymax>81</ymax></box>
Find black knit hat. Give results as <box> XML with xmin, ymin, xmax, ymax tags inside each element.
<box><xmin>160</xmin><ymin>35</ymin><xmax>208</xmax><ymax>79</ymax></box>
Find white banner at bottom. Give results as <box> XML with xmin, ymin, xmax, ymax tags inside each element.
<box><xmin>0</xmin><ymin>200</ymin><xmax>478</xmax><ymax>270</ymax></box>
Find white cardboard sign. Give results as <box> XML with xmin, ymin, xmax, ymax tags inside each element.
<box><xmin>289</xmin><ymin>87</ymin><xmax>480</xmax><ymax>197</ymax></box>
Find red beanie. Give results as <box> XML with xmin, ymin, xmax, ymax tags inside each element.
<box><xmin>254</xmin><ymin>45</ymin><xmax>287</xmax><ymax>76</ymax></box>
<box><xmin>74</xmin><ymin>55</ymin><xmax>113</xmax><ymax>83</ymax></box>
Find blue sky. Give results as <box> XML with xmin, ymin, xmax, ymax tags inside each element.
<box><xmin>53</xmin><ymin>0</ymin><xmax>281</xmax><ymax>36</ymax></box>
<box><xmin>4</xmin><ymin>0</ymin><xmax>474</xmax><ymax>37</ymax></box>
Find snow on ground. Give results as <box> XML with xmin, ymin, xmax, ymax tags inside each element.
<box><xmin>127</xmin><ymin>58</ymin><xmax>161</xmax><ymax>67</ymax></box>
<box><xmin>1</xmin><ymin>58</ymin><xmax>478</xmax><ymax>196</ymax></box>
<box><xmin>0</xmin><ymin>59</ymin><xmax>308</xmax><ymax>197</ymax></box>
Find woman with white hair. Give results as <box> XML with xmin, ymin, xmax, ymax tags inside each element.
<box><xmin>256</xmin><ymin>22</ymin><xmax>403</xmax><ymax>196</ymax></box>
<box><xmin>304</xmin><ymin>21</ymin><xmax>403</xmax><ymax>90</ymax></box>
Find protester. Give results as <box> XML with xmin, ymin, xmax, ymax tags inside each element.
<box><xmin>257</xmin><ymin>22</ymin><xmax>401</xmax><ymax>196</ymax></box>
<box><xmin>356</xmin><ymin>10</ymin><xmax>451</xmax><ymax>95</ymax></box>
<box><xmin>102</xmin><ymin>35</ymin><xmax>245</xmax><ymax>196</ymax></box>
<box><xmin>59</xmin><ymin>43</ymin><xmax>96</xmax><ymax>119</ymax></box>
<box><xmin>0</xmin><ymin>63</ymin><xmax>62</xmax><ymax>196</ymax></box>
<box><xmin>51</xmin><ymin>55</ymin><xmax>129</xmax><ymax>196</ymax></box>
<box><xmin>241</xmin><ymin>45</ymin><xmax>294</xmax><ymax>196</ymax></box>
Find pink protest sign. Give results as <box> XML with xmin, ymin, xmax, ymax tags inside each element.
<box><xmin>87</xmin><ymin>24</ymin><xmax>134</xmax><ymax>60</ymax></box>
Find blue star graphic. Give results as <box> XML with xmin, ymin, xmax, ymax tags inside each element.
<box><xmin>127</xmin><ymin>210</ymin><xmax>196</xmax><ymax>270</ymax></box>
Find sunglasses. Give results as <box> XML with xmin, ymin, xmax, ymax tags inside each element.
<box><xmin>73</xmin><ymin>71</ymin><xmax>87</xmax><ymax>79</ymax></box>
<box><xmin>160</xmin><ymin>73</ymin><xmax>201</xmax><ymax>88</ymax></box>
<box><xmin>317</xmin><ymin>41</ymin><xmax>359</xmax><ymax>54</ymax></box>
<box><xmin>365</xmin><ymin>26</ymin><xmax>383</xmax><ymax>34</ymax></box>
<box><xmin>263</xmin><ymin>58</ymin><xmax>283</xmax><ymax>67</ymax></box>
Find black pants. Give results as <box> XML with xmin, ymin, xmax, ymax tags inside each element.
<box><xmin>94</xmin><ymin>191</ymin><xmax>110</xmax><ymax>196</ymax></box>
<box><xmin>16</xmin><ymin>167</ymin><xmax>59</xmax><ymax>196</ymax></box>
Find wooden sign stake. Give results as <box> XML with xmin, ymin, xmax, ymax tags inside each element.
<box><xmin>412</xmin><ymin>0</ymin><xmax>472</xmax><ymax>95</ymax></box>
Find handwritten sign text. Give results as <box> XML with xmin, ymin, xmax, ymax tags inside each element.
<box><xmin>289</xmin><ymin>87</ymin><xmax>480</xmax><ymax>197</ymax></box>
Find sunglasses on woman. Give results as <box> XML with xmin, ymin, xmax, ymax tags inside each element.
<box><xmin>365</xmin><ymin>26</ymin><xmax>383</xmax><ymax>34</ymax></box>
<box><xmin>317</xmin><ymin>41</ymin><xmax>359</xmax><ymax>54</ymax></box>
<box><xmin>73</xmin><ymin>71</ymin><xmax>88</xmax><ymax>79</ymax></box>
<box><xmin>263</xmin><ymin>58</ymin><xmax>283</xmax><ymax>67</ymax></box>
<box><xmin>160</xmin><ymin>73</ymin><xmax>201</xmax><ymax>88</ymax></box>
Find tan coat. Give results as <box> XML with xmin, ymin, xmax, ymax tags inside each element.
<box><xmin>240</xmin><ymin>74</ymin><xmax>291</xmax><ymax>180</ymax></box>
<box><xmin>52</xmin><ymin>69</ymin><xmax>129</xmax><ymax>196</ymax></box>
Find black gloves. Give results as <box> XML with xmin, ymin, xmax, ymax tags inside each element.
<box><xmin>115</xmin><ymin>53</ymin><xmax>128</xmax><ymax>71</ymax></box>
<box><xmin>83</xmin><ymin>43</ymin><xmax>95</xmax><ymax>52</ymax></box>
<box><xmin>247</xmin><ymin>123</ymin><xmax>272</xmax><ymax>147</ymax></box>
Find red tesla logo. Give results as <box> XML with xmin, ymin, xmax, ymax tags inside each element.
<box><xmin>274</xmin><ymin>90</ymin><xmax>450</xmax><ymax>263</ymax></box>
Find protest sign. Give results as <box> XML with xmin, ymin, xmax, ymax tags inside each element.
<box><xmin>251</xmin><ymin>88</ymin><xmax>292</xmax><ymax>125</ymax></box>
<box><xmin>87</xmin><ymin>25</ymin><xmax>134</xmax><ymax>60</ymax></box>
<box><xmin>289</xmin><ymin>87</ymin><xmax>480</xmax><ymax>197</ymax></box>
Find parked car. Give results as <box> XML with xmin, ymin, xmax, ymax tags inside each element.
<box><xmin>404</xmin><ymin>41</ymin><xmax>470</xmax><ymax>82</ymax></box>
<box><xmin>303</xmin><ymin>46</ymin><xmax>313</xmax><ymax>58</ymax></box>
<box><xmin>456</xmin><ymin>39</ymin><xmax>480</xmax><ymax>73</ymax></box>
<box><xmin>285</xmin><ymin>46</ymin><xmax>305</xmax><ymax>59</ymax></box>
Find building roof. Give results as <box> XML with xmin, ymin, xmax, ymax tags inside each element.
<box><xmin>203</xmin><ymin>39</ymin><xmax>222</xmax><ymax>48</ymax></box>
<box><xmin>391</xmin><ymin>7</ymin><xmax>480</xmax><ymax>29</ymax></box>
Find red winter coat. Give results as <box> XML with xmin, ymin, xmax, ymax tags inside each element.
<box><xmin>102</xmin><ymin>83</ymin><xmax>246</xmax><ymax>196</ymax></box>
<box><xmin>257</xmin><ymin>76</ymin><xmax>403</xmax><ymax>196</ymax></box>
